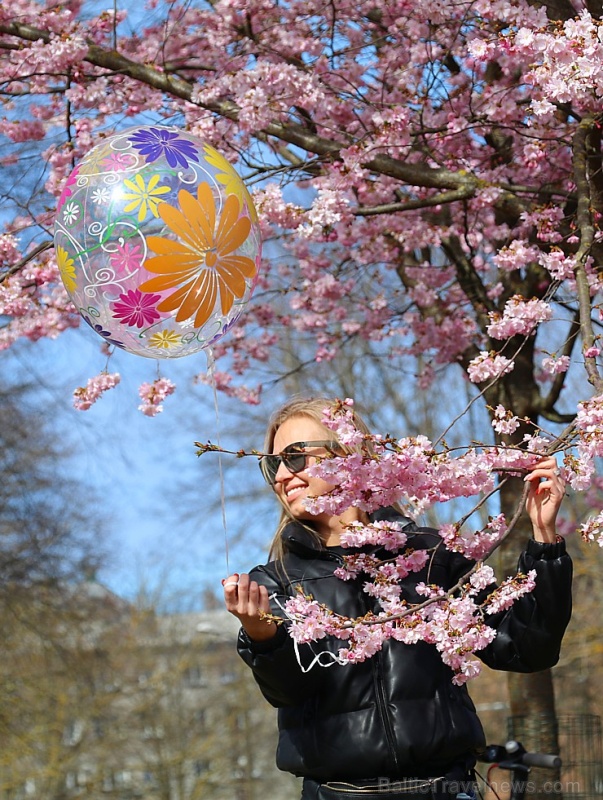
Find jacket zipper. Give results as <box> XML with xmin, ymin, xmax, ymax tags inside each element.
<box><xmin>372</xmin><ymin>650</ymin><xmax>401</xmax><ymax>774</ymax></box>
<box><xmin>355</xmin><ymin>580</ymin><xmax>401</xmax><ymax>775</ymax></box>
<box><xmin>291</xmin><ymin>537</ymin><xmax>402</xmax><ymax>771</ymax></box>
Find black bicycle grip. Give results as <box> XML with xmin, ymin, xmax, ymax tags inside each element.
<box><xmin>521</xmin><ymin>752</ymin><xmax>562</xmax><ymax>769</ymax></box>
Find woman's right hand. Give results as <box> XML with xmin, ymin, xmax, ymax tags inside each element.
<box><xmin>222</xmin><ymin>572</ymin><xmax>278</xmax><ymax>642</ymax></box>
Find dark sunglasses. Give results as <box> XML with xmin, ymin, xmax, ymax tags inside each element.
<box><xmin>259</xmin><ymin>440</ymin><xmax>339</xmax><ymax>485</ymax></box>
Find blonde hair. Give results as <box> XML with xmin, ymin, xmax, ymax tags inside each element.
<box><xmin>265</xmin><ymin>397</ymin><xmax>375</xmax><ymax>560</ymax></box>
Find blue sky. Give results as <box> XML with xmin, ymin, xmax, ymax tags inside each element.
<box><xmin>6</xmin><ymin>324</ymin><xmax>277</xmax><ymax>610</ymax></box>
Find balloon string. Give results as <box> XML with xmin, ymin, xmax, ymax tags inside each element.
<box><xmin>205</xmin><ymin>346</ymin><xmax>230</xmax><ymax>577</ymax></box>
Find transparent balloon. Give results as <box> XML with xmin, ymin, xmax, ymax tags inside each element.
<box><xmin>53</xmin><ymin>126</ymin><xmax>262</xmax><ymax>358</ymax></box>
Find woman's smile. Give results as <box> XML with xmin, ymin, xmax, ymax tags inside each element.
<box><xmin>271</xmin><ymin>414</ymin><xmax>368</xmax><ymax>543</ymax></box>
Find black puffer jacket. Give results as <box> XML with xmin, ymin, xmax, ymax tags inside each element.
<box><xmin>237</xmin><ymin>508</ymin><xmax>572</xmax><ymax>782</ymax></box>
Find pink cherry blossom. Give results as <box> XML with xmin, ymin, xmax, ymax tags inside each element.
<box><xmin>137</xmin><ymin>377</ymin><xmax>176</xmax><ymax>417</ymax></box>
<box><xmin>467</xmin><ymin>352</ymin><xmax>515</xmax><ymax>383</ymax></box>
<box><xmin>484</xmin><ymin>571</ymin><xmax>537</xmax><ymax>615</ymax></box>
<box><xmin>579</xmin><ymin>511</ymin><xmax>603</xmax><ymax>547</ymax></box>
<box><xmin>73</xmin><ymin>372</ymin><xmax>121</xmax><ymax>411</ymax></box>
<box><xmin>541</xmin><ymin>355</ymin><xmax>571</xmax><ymax>375</ymax></box>
<box><xmin>439</xmin><ymin>515</ymin><xmax>508</xmax><ymax>560</ymax></box>
<box><xmin>492</xmin><ymin>405</ymin><xmax>521</xmax><ymax>436</ymax></box>
<box><xmin>487</xmin><ymin>297</ymin><xmax>553</xmax><ymax>340</ymax></box>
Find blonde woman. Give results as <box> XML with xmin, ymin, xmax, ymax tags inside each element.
<box><xmin>223</xmin><ymin>398</ymin><xmax>572</xmax><ymax>800</ymax></box>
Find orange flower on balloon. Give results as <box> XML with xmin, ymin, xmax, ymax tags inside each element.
<box><xmin>139</xmin><ymin>182</ymin><xmax>256</xmax><ymax>328</ymax></box>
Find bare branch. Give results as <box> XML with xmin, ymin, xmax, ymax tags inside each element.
<box><xmin>354</xmin><ymin>187</ymin><xmax>476</xmax><ymax>216</ymax></box>
<box><xmin>539</xmin><ymin>308</ymin><xmax>580</xmax><ymax>418</ymax></box>
<box><xmin>572</xmin><ymin>115</ymin><xmax>603</xmax><ymax>393</ymax></box>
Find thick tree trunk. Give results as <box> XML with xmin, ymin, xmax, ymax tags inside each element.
<box><xmin>507</xmin><ymin>671</ymin><xmax>558</xmax><ymax>744</ymax></box>
<box><xmin>507</xmin><ymin>670</ymin><xmax>563</xmax><ymax>798</ymax></box>
<box><xmin>497</xmin><ymin>475</ymin><xmax>562</xmax><ymax>797</ymax></box>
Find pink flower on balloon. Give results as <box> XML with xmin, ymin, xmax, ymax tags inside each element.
<box><xmin>111</xmin><ymin>289</ymin><xmax>162</xmax><ymax>329</ymax></box>
<box><xmin>57</xmin><ymin>166</ymin><xmax>80</xmax><ymax>213</ymax></box>
<box><xmin>102</xmin><ymin>152</ymin><xmax>134</xmax><ymax>172</ymax></box>
<box><xmin>109</xmin><ymin>241</ymin><xmax>143</xmax><ymax>273</ymax></box>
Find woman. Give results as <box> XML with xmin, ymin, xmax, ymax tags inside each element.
<box><xmin>223</xmin><ymin>398</ymin><xmax>572</xmax><ymax>800</ymax></box>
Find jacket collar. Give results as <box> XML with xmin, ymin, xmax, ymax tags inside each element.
<box><xmin>281</xmin><ymin>507</ymin><xmax>414</xmax><ymax>559</ymax></box>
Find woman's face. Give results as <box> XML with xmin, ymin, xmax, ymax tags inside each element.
<box><xmin>271</xmin><ymin>415</ymin><xmax>337</xmax><ymax>523</ymax></box>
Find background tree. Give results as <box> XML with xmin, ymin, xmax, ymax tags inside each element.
<box><xmin>0</xmin><ymin>379</ymin><xmax>103</xmax><ymax>593</ymax></box>
<box><xmin>0</xmin><ymin>375</ymin><xmax>110</xmax><ymax>796</ymax></box>
<box><xmin>0</xmin><ymin>592</ymin><xmax>298</xmax><ymax>800</ymax></box>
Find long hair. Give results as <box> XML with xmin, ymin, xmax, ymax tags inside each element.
<box><xmin>265</xmin><ymin>396</ymin><xmax>375</xmax><ymax>561</ymax></box>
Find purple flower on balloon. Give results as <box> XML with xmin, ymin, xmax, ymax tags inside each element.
<box><xmin>81</xmin><ymin>315</ymin><xmax>126</xmax><ymax>349</ymax></box>
<box><xmin>206</xmin><ymin>314</ymin><xmax>241</xmax><ymax>347</ymax></box>
<box><xmin>111</xmin><ymin>289</ymin><xmax>162</xmax><ymax>329</ymax></box>
<box><xmin>110</xmin><ymin>241</ymin><xmax>143</xmax><ymax>273</ymax></box>
<box><xmin>129</xmin><ymin>128</ymin><xmax>200</xmax><ymax>169</ymax></box>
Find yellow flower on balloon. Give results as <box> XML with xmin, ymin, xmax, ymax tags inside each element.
<box><xmin>203</xmin><ymin>145</ymin><xmax>258</xmax><ymax>223</ymax></box>
<box><xmin>122</xmin><ymin>173</ymin><xmax>170</xmax><ymax>221</ymax></box>
<box><xmin>57</xmin><ymin>245</ymin><xmax>77</xmax><ymax>293</ymax></box>
<box><xmin>139</xmin><ymin>182</ymin><xmax>257</xmax><ymax>329</ymax></box>
<box><xmin>78</xmin><ymin>145</ymin><xmax>113</xmax><ymax>176</ymax></box>
<box><xmin>149</xmin><ymin>330</ymin><xmax>181</xmax><ymax>350</ymax></box>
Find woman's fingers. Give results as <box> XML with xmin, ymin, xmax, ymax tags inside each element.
<box><xmin>222</xmin><ymin>573</ymin><xmax>278</xmax><ymax>642</ymax></box>
<box><xmin>258</xmin><ymin>583</ymin><xmax>272</xmax><ymax>613</ymax></box>
<box><xmin>222</xmin><ymin>573</ymin><xmax>240</xmax><ymax>610</ymax></box>
<box><xmin>524</xmin><ymin>458</ymin><xmax>566</xmax><ymax>542</ymax></box>
<box><xmin>524</xmin><ymin>458</ymin><xmax>565</xmax><ymax>494</ymax></box>
<box><xmin>236</xmin><ymin>573</ymin><xmax>254</xmax><ymax>612</ymax></box>
<box><xmin>222</xmin><ymin>573</ymin><xmax>267</xmax><ymax>616</ymax></box>
<box><xmin>223</xmin><ymin>572</ymin><xmax>240</xmax><ymax>591</ymax></box>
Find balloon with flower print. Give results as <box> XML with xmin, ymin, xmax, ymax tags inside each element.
<box><xmin>53</xmin><ymin>126</ymin><xmax>261</xmax><ymax>358</ymax></box>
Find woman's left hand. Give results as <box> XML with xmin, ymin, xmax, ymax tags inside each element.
<box><xmin>524</xmin><ymin>456</ymin><xmax>566</xmax><ymax>543</ymax></box>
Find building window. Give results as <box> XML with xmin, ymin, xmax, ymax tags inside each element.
<box><xmin>183</xmin><ymin>665</ymin><xmax>205</xmax><ymax>687</ymax></box>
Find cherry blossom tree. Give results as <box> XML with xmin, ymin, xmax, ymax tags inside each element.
<box><xmin>2</xmin><ymin>0</ymin><xmax>603</xmax><ymax>751</ymax></box>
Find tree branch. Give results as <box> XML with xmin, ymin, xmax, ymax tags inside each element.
<box><xmin>0</xmin><ymin>22</ymin><xmax>480</xmax><ymax>194</ymax></box>
<box><xmin>354</xmin><ymin>187</ymin><xmax>476</xmax><ymax>216</ymax></box>
<box><xmin>441</xmin><ymin>235</ymin><xmax>495</xmax><ymax>333</ymax></box>
<box><xmin>538</xmin><ymin>308</ymin><xmax>580</xmax><ymax>418</ymax></box>
<box><xmin>572</xmin><ymin>115</ymin><xmax>603</xmax><ymax>393</ymax></box>
<box><xmin>0</xmin><ymin>240</ymin><xmax>53</xmax><ymax>285</ymax></box>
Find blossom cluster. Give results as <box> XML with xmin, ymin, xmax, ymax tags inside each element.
<box><xmin>73</xmin><ymin>372</ymin><xmax>121</xmax><ymax>411</ymax></box>
<box><xmin>195</xmin><ymin>369</ymin><xmax>262</xmax><ymax>405</ymax></box>
<box><xmin>563</xmin><ymin>394</ymin><xmax>603</xmax><ymax>491</ymax></box>
<box><xmin>487</xmin><ymin>297</ymin><xmax>553</xmax><ymax>340</ymax></box>
<box><xmin>281</xmin><ymin>565</ymin><xmax>538</xmax><ymax>684</ymax></box>
<box><xmin>339</xmin><ymin>519</ymin><xmax>410</xmax><ymax>551</ymax></box>
<box><xmin>579</xmin><ymin>511</ymin><xmax>603</xmax><ymax>547</ymax></box>
<box><xmin>439</xmin><ymin>515</ymin><xmax>508</xmax><ymax>560</ymax></box>
<box><xmin>513</xmin><ymin>12</ymin><xmax>603</xmax><ymax>118</ymax></box>
<box><xmin>137</xmin><ymin>377</ymin><xmax>176</xmax><ymax>417</ymax></box>
<box><xmin>467</xmin><ymin>352</ymin><xmax>515</xmax><ymax>384</ymax></box>
<box><xmin>305</xmin><ymin>413</ymin><xmax>541</xmax><ymax>521</ymax></box>
<box><xmin>491</xmin><ymin>405</ymin><xmax>521</xmax><ymax>436</ymax></box>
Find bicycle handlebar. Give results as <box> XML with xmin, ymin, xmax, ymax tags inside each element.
<box><xmin>521</xmin><ymin>751</ymin><xmax>562</xmax><ymax>769</ymax></box>
<box><xmin>481</xmin><ymin>741</ymin><xmax>562</xmax><ymax>771</ymax></box>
